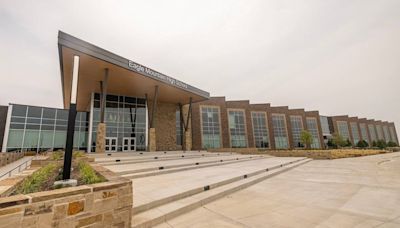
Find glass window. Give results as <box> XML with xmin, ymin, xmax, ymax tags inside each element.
<box><xmin>251</xmin><ymin>112</ymin><xmax>269</xmax><ymax>148</ymax></box>
<box><xmin>176</xmin><ymin>110</ymin><xmax>182</xmax><ymax>146</ymax></box>
<box><xmin>272</xmin><ymin>114</ymin><xmax>289</xmax><ymax>149</ymax></box>
<box><xmin>42</xmin><ymin>108</ymin><xmax>56</xmax><ymax>119</ymax></box>
<box><xmin>350</xmin><ymin>122</ymin><xmax>360</xmax><ymax>144</ymax></box>
<box><xmin>27</xmin><ymin>106</ymin><xmax>42</xmax><ymax>118</ymax></box>
<box><xmin>12</xmin><ymin>105</ymin><xmax>27</xmax><ymax>117</ymax></box>
<box><xmin>376</xmin><ymin>125</ymin><xmax>384</xmax><ymax>140</ymax></box>
<box><xmin>201</xmin><ymin>106</ymin><xmax>221</xmax><ymax>149</ymax></box>
<box><xmin>39</xmin><ymin>130</ymin><xmax>54</xmax><ymax>149</ymax></box>
<box><xmin>7</xmin><ymin>129</ymin><xmax>24</xmax><ymax>149</ymax></box>
<box><xmin>56</xmin><ymin>110</ymin><xmax>68</xmax><ymax>120</ymax></box>
<box><xmin>306</xmin><ymin>118</ymin><xmax>321</xmax><ymax>149</ymax></box>
<box><xmin>359</xmin><ymin>123</ymin><xmax>369</xmax><ymax>144</ymax></box>
<box><xmin>54</xmin><ymin>131</ymin><xmax>67</xmax><ymax>149</ymax></box>
<box><xmin>389</xmin><ymin>127</ymin><xmax>398</xmax><ymax>143</ymax></box>
<box><xmin>23</xmin><ymin>130</ymin><xmax>39</xmax><ymax>150</ymax></box>
<box><xmin>337</xmin><ymin>121</ymin><xmax>350</xmax><ymax>140</ymax></box>
<box><xmin>290</xmin><ymin>116</ymin><xmax>304</xmax><ymax>148</ymax></box>
<box><xmin>368</xmin><ymin>124</ymin><xmax>377</xmax><ymax>142</ymax></box>
<box><xmin>383</xmin><ymin>126</ymin><xmax>390</xmax><ymax>143</ymax></box>
<box><xmin>228</xmin><ymin>110</ymin><xmax>247</xmax><ymax>148</ymax></box>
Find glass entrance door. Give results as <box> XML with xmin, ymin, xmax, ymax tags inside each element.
<box><xmin>123</xmin><ymin>137</ymin><xmax>136</xmax><ymax>152</ymax></box>
<box><xmin>105</xmin><ymin>137</ymin><xmax>117</xmax><ymax>152</ymax></box>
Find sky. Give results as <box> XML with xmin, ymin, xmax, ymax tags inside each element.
<box><xmin>0</xmin><ymin>0</ymin><xmax>399</xmax><ymax>129</ymax></box>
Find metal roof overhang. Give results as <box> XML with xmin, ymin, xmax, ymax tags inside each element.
<box><xmin>58</xmin><ymin>31</ymin><xmax>210</xmax><ymax>111</ymax></box>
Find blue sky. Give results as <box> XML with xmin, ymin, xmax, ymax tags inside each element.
<box><xmin>0</xmin><ymin>0</ymin><xmax>399</xmax><ymax>129</ymax></box>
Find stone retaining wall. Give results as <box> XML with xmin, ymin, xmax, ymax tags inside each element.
<box><xmin>0</xmin><ymin>152</ymin><xmax>25</xmax><ymax>168</ymax></box>
<box><xmin>0</xmin><ymin>161</ymin><xmax>133</xmax><ymax>227</ymax></box>
<box><xmin>208</xmin><ymin>148</ymin><xmax>388</xmax><ymax>159</ymax></box>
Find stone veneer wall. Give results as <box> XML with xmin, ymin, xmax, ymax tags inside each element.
<box><xmin>0</xmin><ymin>161</ymin><xmax>133</xmax><ymax>227</ymax></box>
<box><xmin>0</xmin><ymin>152</ymin><xmax>25</xmax><ymax>168</ymax></box>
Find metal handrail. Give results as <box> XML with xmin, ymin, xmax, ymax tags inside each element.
<box><xmin>0</xmin><ymin>155</ymin><xmax>36</xmax><ymax>180</ymax></box>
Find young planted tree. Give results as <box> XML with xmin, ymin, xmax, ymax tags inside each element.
<box><xmin>332</xmin><ymin>133</ymin><xmax>347</xmax><ymax>148</ymax></box>
<box><xmin>356</xmin><ymin>140</ymin><xmax>369</xmax><ymax>148</ymax></box>
<box><xmin>300</xmin><ymin>130</ymin><xmax>313</xmax><ymax>149</ymax></box>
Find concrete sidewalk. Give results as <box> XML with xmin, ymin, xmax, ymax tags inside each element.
<box><xmin>155</xmin><ymin>152</ymin><xmax>400</xmax><ymax>228</ymax></box>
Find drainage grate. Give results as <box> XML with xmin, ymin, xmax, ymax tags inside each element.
<box><xmin>107</xmin><ymin>154</ymin><xmax>112</xmax><ymax>156</ymax></box>
<box><xmin>204</xmin><ymin>185</ymin><xmax>210</xmax><ymax>191</ymax></box>
<box><xmin>139</xmin><ymin>152</ymin><xmax>143</xmax><ymax>155</ymax></box>
<box><xmin>159</xmin><ymin>167</ymin><xmax>164</xmax><ymax>170</ymax></box>
<box><xmin>154</xmin><ymin>157</ymin><xmax>158</xmax><ymax>159</ymax></box>
<box><xmin>220</xmin><ymin>160</ymin><xmax>223</xmax><ymax>162</ymax></box>
<box><xmin>116</xmin><ymin>159</ymin><xmax>121</xmax><ymax>162</ymax></box>
<box><xmin>266</xmin><ymin>168</ymin><xmax>269</xmax><ymax>171</ymax></box>
<box><xmin>181</xmin><ymin>155</ymin><xmax>185</xmax><ymax>158</ymax></box>
<box><xmin>195</xmin><ymin>163</ymin><xmax>199</xmax><ymax>165</ymax></box>
<box><xmin>243</xmin><ymin>175</ymin><xmax>248</xmax><ymax>179</ymax></box>
<box><xmin>164</xmin><ymin>152</ymin><xmax>166</xmax><ymax>154</ymax></box>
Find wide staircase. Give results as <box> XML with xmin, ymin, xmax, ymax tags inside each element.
<box><xmin>92</xmin><ymin>151</ymin><xmax>311</xmax><ymax>228</ymax></box>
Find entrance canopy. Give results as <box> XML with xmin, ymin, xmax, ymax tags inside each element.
<box><xmin>58</xmin><ymin>31</ymin><xmax>209</xmax><ymax>111</ymax></box>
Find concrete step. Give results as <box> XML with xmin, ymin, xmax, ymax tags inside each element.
<box><xmin>92</xmin><ymin>151</ymin><xmax>207</xmax><ymax>162</ymax></box>
<box><xmin>97</xmin><ymin>153</ymin><xmax>229</xmax><ymax>166</ymax></box>
<box><xmin>115</xmin><ymin>155</ymin><xmax>260</xmax><ymax>175</ymax></box>
<box><xmin>122</xmin><ymin>155</ymin><xmax>266</xmax><ymax>179</ymax></box>
<box><xmin>131</xmin><ymin>158</ymin><xmax>312</xmax><ymax>228</ymax></box>
<box><xmin>132</xmin><ymin>157</ymin><xmax>309</xmax><ymax>215</ymax></box>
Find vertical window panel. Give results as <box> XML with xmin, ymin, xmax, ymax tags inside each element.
<box><xmin>272</xmin><ymin>114</ymin><xmax>289</xmax><ymax>149</ymax></box>
<box><xmin>251</xmin><ymin>112</ymin><xmax>269</xmax><ymax>148</ymax></box>
<box><xmin>306</xmin><ymin>118</ymin><xmax>321</xmax><ymax>149</ymax></box>
<box><xmin>228</xmin><ymin>110</ymin><xmax>247</xmax><ymax>148</ymax></box>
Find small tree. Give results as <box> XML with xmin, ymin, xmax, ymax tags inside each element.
<box><xmin>327</xmin><ymin>139</ymin><xmax>337</xmax><ymax>149</ymax></box>
<box><xmin>356</xmin><ymin>140</ymin><xmax>369</xmax><ymax>148</ymax></box>
<box><xmin>376</xmin><ymin>140</ymin><xmax>387</xmax><ymax>149</ymax></box>
<box><xmin>371</xmin><ymin>140</ymin><xmax>377</xmax><ymax>147</ymax></box>
<box><xmin>300</xmin><ymin>130</ymin><xmax>313</xmax><ymax>149</ymax></box>
<box><xmin>345</xmin><ymin>139</ymin><xmax>352</xmax><ymax>147</ymax></box>
<box><xmin>332</xmin><ymin>133</ymin><xmax>347</xmax><ymax>148</ymax></box>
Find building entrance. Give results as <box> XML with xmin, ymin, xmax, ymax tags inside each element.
<box><xmin>123</xmin><ymin>137</ymin><xmax>136</xmax><ymax>152</ymax></box>
<box><xmin>105</xmin><ymin>137</ymin><xmax>117</xmax><ymax>152</ymax></box>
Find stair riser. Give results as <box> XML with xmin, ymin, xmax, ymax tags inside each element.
<box><xmin>124</xmin><ymin>157</ymin><xmax>266</xmax><ymax>179</ymax></box>
<box><xmin>118</xmin><ymin>156</ymin><xmax>262</xmax><ymax>175</ymax></box>
<box><xmin>99</xmin><ymin>154</ymin><xmax>224</xmax><ymax>166</ymax></box>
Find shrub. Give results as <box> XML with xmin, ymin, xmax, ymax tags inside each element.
<box><xmin>371</xmin><ymin>141</ymin><xmax>377</xmax><ymax>147</ymax></box>
<box><xmin>78</xmin><ymin>161</ymin><xmax>106</xmax><ymax>185</ymax></box>
<box><xmin>327</xmin><ymin>139</ymin><xmax>338</xmax><ymax>149</ymax></box>
<box><xmin>346</xmin><ymin>139</ymin><xmax>352</xmax><ymax>147</ymax></box>
<box><xmin>300</xmin><ymin>130</ymin><xmax>313</xmax><ymax>149</ymax></box>
<box><xmin>356</xmin><ymin>140</ymin><xmax>369</xmax><ymax>148</ymax></box>
<box><xmin>376</xmin><ymin>140</ymin><xmax>387</xmax><ymax>149</ymax></box>
<box><xmin>51</xmin><ymin>152</ymin><xmax>64</xmax><ymax>160</ymax></box>
<box><xmin>332</xmin><ymin>133</ymin><xmax>347</xmax><ymax>148</ymax></box>
<box><xmin>387</xmin><ymin>141</ymin><xmax>398</xmax><ymax>147</ymax></box>
<box><xmin>15</xmin><ymin>163</ymin><xmax>59</xmax><ymax>194</ymax></box>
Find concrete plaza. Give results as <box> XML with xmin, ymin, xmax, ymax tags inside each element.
<box><xmin>153</xmin><ymin>152</ymin><xmax>400</xmax><ymax>228</ymax></box>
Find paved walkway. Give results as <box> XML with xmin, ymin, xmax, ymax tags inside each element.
<box><xmin>155</xmin><ymin>152</ymin><xmax>400</xmax><ymax>228</ymax></box>
<box><xmin>0</xmin><ymin>156</ymin><xmax>34</xmax><ymax>181</ymax></box>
